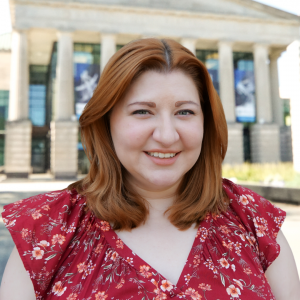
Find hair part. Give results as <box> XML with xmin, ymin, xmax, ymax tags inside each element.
<box><xmin>68</xmin><ymin>38</ymin><xmax>229</xmax><ymax>231</ymax></box>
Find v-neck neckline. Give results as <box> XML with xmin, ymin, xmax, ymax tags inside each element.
<box><xmin>99</xmin><ymin>219</ymin><xmax>208</xmax><ymax>295</ymax></box>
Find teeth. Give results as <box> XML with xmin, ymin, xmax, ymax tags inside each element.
<box><xmin>147</xmin><ymin>152</ymin><xmax>177</xmax><ymax>158</ymax></box>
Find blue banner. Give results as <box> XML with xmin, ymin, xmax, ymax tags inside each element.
<box><xmin>234</xmin><ymin>70</ymin><xmax>256</xmax><ymax>123</ymax></box>
<box><xmin>74</xmin><ymin>52</ymin><xmax>100</xmax><ymax>120</ymax></box>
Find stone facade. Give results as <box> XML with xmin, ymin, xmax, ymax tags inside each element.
<box><xmin>223</xmin><ymin>123</ymin><xmax>244</xmax><ymax>165</ymax></box>
<box><xmin>250</xmin><ymin>124</ymin><xmax>280</xmax><ymax>163</ymax></box>
<box><xmin>50</xmin><ymin>121</ymin><xmax>78</xmax><ymax>179</ymax></box>
<box><xmin>280</xmin><ymin>126</ymin><xmax>293</xmax><ymax>162</ymax></box>
<box><xmin>4</xmin><ymin>120</ymin><xmax>32</xmax><ymax>176</ymax></box>
<box><xmin>1</xmin><ymin>0</ymin><xmax>300</xmax><ymax>176</ymax></box>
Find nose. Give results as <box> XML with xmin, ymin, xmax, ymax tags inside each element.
<box><xmin>152</xmin><ymin>114</ymin><xmax>180</xmax><ymax>147</ymax></box>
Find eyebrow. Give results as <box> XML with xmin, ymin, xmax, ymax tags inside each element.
<box><xmin>127</xmin><ymin>100</ymin><xmax>199</xmax><ymax>108</ymax></box>
<box><xmin>175</xmin><ymin>100</ymin><xmax>199</xmax><ymax>107</ymax></box>
<box><xmin>128</xmin><ymin>101</ymin><xmax>156</xmax><ymax>108</ymax></box>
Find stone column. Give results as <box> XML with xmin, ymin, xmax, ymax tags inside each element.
<box><xmin>51</xmin><ymin>31</ymin><xmax>78</xmax><ymax>179</ymax></box>
<box><xmin>100</xmin><ymin>33</ymin><xmax>116</xmax><ymax>73</ymax></box>
<box><xmin>181</xmin><ymin>38</ymin><xmax>196</xmax><ymax>56</ymax></box>
<box><xmin>218</xmin><ymin>41</ymin><xmax>235</xmax><ymax>123</ymax></box>
<box><xmin>287</xmin><ymin>41</ymin><xmax>300</xmax><ymax>172</ymax></box>
<box><xmin>270</xmin><ymin>51</ymin><xmax>284</xmax><ymax>127</ymax></box>
<box><xmin>253</xmin><ymin>43</ymin><xmax>273</xmax><ymax>124</ymax></box>
<box><xmin>218</xmin><ymin>41</ymin><xmax>243</xmax><ymax>165</ymax></box>
<box><xmin>223</xmin><ymin>123</ymin><xmax>244</xmax><ymax>165</ymax></box>
<box><xmin>251</xmin><ymin>43</ymin><xmax>280</xmax><ymax>163</ymax></box>
<box><xmin>4</xmin><ymin>30</ymin><xmax>32</xmax><ymax>177</ymax></box>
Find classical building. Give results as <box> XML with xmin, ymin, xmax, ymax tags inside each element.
<box><xmin>0</xmin><ymin>0</ymin><xmax>299</xmax><ymax>178</ymax></box>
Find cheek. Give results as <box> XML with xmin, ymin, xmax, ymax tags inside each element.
<box><xmin>111</xmin><ymin>119</ymin><xmax>151</xmax><ymax>153</ymax></box>
<box><xmin>179</xmin><ymin>120</ymin><xmax>204</xmax><ymax>152</ymax></box>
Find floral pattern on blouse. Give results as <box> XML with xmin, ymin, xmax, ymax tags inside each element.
<box><xmin>2</xmin><ymin>179</ymin><xmax>285</xmax><ymax>300</ymax></box>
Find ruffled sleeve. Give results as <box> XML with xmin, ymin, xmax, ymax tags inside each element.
<box><xmin>1</xmin><ymin>189</ymin><xmax>87</xmax><ymax>299</ymax></box>
<box><xmin>222</xmin><ymin>178</ymin><xmax>286</xmax><ymax>272</ymax></box>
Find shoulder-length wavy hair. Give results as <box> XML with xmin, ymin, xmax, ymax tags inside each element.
<box><xmin>68</xmin><ymin>38</ymin><xmax>228</xmax><ymax>231</ymax></box>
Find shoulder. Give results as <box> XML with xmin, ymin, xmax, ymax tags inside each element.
<box><xmin>222</xmin><ymin>178</ymin><xmax>285</xmax><ymax>222</ymax></box>
<box><xmin>1</xmin><ymin>188</ymin><xmax>88</xmax><ymax>253</ymax></box>
<box><xmin>222</xmin><ymin>178</ymin><xmax>286</xmax><ymax>271</ymax></box>
<box><xmin>2</xmin><ymin>188</ymin><xmax>86</xmax><ymax>226</ymax></box>
<box><xmin>1</xmin><ymin>188</ymin><xmax>89</xmax><ymax>298</ymax></box>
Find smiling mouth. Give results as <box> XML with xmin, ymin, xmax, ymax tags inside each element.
<box><xmin>145</xmin><ymin>151</ymin><xmax>180</xmax><ymax>159</ymax></box>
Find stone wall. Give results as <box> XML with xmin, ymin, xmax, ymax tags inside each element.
<box><xmin>280</xmin><ymin>126</ymin><xmax>293</xmax><ymax>162</ymax></box>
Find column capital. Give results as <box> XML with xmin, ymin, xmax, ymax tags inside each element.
<box><xmin>269</xmin><ymin>49</ymin><xmax>284</xmax><ymax>60</ymax></box>
<box><xmin>101</xmin><ymin>33</ymin><xmax>117</xmax><ymax>40</ymax></box>
<box><xmin>253</xmin><ymin>43</ymin><xmax>270</xmax><ymax>52</ymax></box>
<box><xmin>218</xmin><ymin>40</ymin><xmax>235</xmax><ymax>47</ymax></box>
<box><xmin>56</xmin><ymin>30</ymin><xmax>74</xmax><ymax>38</ymax></box>
<box><xmin>181</xmin><ymin>38</ymin><xmax>197</xmax><ymax>55</ymax></box>
<box><xmin>181</xmin><ymin>37</ymin><xmax>197</xmax><ymax>42</ymax></box>
<box><xmin>12</xmin><ymin>28</ymin><xmax>29</xmax><ymax>34</ymax></box>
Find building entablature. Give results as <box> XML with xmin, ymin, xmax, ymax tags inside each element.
<box><xmin>10</xmin><ymin>0</ymin><xmax>300</xmax><ymax>48</ymax></box>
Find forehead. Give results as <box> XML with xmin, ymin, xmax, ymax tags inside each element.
<box><xmin>119</xmin><ymin>70</ymin><xmax>200</xmax><ymax>106</ymax></box>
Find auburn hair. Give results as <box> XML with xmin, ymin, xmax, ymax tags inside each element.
<box><xmin>68</xmin><ymin>38</ymin><xmax>229</xmax><ymax>231</ymax></box>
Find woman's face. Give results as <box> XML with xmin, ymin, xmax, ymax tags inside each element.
<box><xmin>110</xmin><ymin>70</ymin><xmax>204</xmax><ymax>192</ymax></box>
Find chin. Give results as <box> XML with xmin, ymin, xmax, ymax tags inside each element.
<box><xmin>146</xmin><ymin>176</ymin><xmax>182</xmax><ymax>190</ymax></box>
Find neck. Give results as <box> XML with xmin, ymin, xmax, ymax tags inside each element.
<box><xmin>128</xmin><ymin>180</ymin><xmax>179</xmax><ymax>223</ymax></box>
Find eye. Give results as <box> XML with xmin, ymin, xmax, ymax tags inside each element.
<box><xmin>176</xmin><ymin>110</ymin><xmax>194</xmax><ymax>116</ymax></box>
<box><xmin>132</xmin><ymin>109</ymin><xmax>151</xmax><ymax>115</ymax></box>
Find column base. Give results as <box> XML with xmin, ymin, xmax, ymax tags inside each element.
<box><xmin>223</xmin><ymin>123</ymin><xmax>244</xmax><ymax>165</ymax></box>
<box><xmin>54</xmin><ymin>172</ymin><xmax>78</xmax><ymax>180</ymax></box>
<box><xmin>250</xmin><ymin>124</ymin><xmax>280</xmax><ymax>163</ymax></box>
<box><xmin>4</xmin><ymin>120</ymin><xmax>32</xmax><ymax>176</ymax></box>
<box><xmin>280</xmin><ymin>126</ymin><xmax>293</xmax><ymax>162</ymax></box>
<box><xmin>51</xmin><ymin>120</ymin><xmax>78</xmax><ymax>179</ymax></box>
<box><xmin>6</xmin><ymin>172</ymin><xmax>30</xmax><ymax>178</ymax></box>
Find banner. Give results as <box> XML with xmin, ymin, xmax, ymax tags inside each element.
<box><xmin>74</xmin><ymin>52</ymin><xmax>100</xmax><ymax>120</ymax></box>
<box><xmin>234</xmin><ymin>70</ymin><xmax>256</xmax><ymax>123</ymax></box>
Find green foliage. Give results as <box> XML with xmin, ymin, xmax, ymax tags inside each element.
<box><xmin>222</xmin><ymin>163</ymin><xmax>300</xmax><ymax>188</ymax></box>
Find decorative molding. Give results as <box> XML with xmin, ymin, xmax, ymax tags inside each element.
<box><xmin>12</xmin><ymin>0</ymin><xmax>300</xmax><ymax>26</ymax></box>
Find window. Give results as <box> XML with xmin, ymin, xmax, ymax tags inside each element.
<box><xmin>196</xmin><ymin>50</ymin><xmax>219</xmax><ymax>95</ymax></box>
<box><xmin>29</xmin><ymin>65</ymin><xmax>48</xmax><ymax>126</ymax></box>
<box><xmin>0</xmin><ymin>90</ymin><xmax>9</xmax><ymax>166</ymax></box>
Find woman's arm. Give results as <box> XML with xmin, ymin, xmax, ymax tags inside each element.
<box><xmin>265</xmin><ymin>230</ymin><xmax>300</xmax><ymax>300</ymax></box>
<box><xmin>0</xmin><ymin>246</ymin><xmax>36</xmax><ymax>300</ymax></box>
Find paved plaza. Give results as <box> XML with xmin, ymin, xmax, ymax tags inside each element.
<box><xmin>0</xmin><ymin>178</ymin><xmax>299</xmax><ymax>283</ymax></box>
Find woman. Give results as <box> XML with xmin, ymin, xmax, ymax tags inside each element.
<box><xmin>1</xmin><ymin>38</ymin><xmax>299</xmax><ymax>300</ymax></box>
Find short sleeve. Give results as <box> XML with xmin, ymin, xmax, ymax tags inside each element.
<box><xmin>1</xmin><ymin>189</ymin><xmax>87</xmax><ymax>299</ymax></box>
<box><xmin>222</xmin><ymin>178</ymin><xmax>286</xmax><ymax>272</ymax></box>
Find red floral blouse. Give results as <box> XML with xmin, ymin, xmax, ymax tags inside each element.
<box><xmin>2</xmin><ymin>179</ymin><xmax>285</xmax><ymax>300</ymax></box>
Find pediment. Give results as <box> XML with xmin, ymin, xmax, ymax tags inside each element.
<box><xmin>15</xmin><ymin>0</ymin><xmax>299</xmax><ymax>22</ymax></box>
<box><xmin>70</xmin><ymin>0</ymin><xmax>299</xmax><ymax>21</ymax></box>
